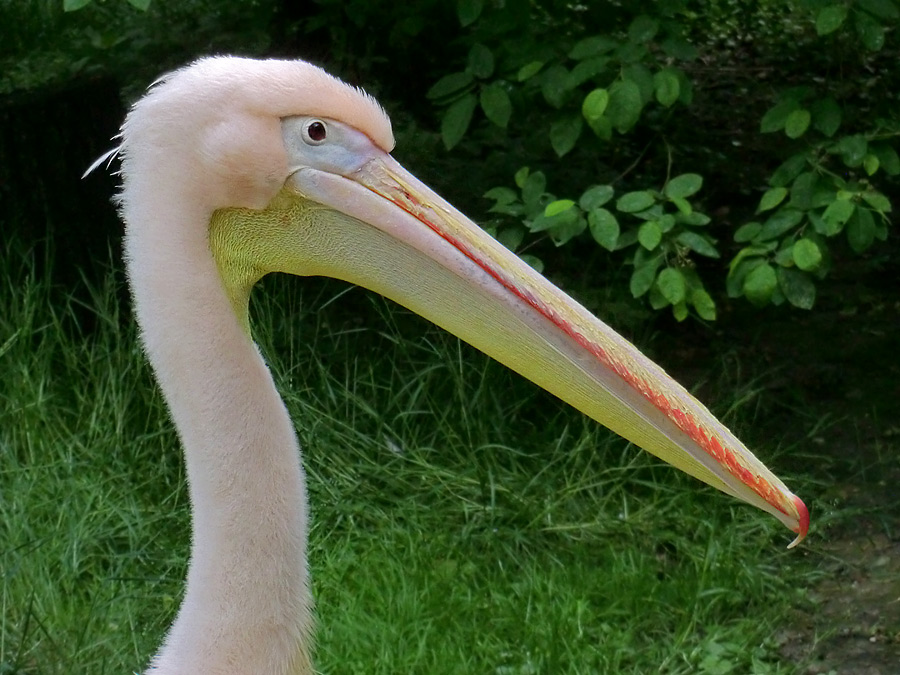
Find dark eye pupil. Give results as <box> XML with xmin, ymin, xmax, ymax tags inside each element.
<box><xmin>308</xmin><ymin>121</ymin><xmax>326</xmax><ymax>141</ymax></box>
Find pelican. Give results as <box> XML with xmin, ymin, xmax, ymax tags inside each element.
<box><xmin>108</xmin><ymin>56</ymin><xmax>808</xmax><ymax>674</ymax></box>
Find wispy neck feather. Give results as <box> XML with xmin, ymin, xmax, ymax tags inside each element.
<box><xmin>122</xmin><ymin>177</ymin><xmax>314</xmax><ymax>675</ymax></box>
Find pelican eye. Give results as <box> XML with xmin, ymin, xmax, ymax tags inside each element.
<box><xmin>303</xmin><ymin>120</ymin><xmax>328</xmax><ymax>144</ymax></box>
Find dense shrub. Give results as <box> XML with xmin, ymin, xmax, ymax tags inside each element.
<box><xmin>8</xmin><ymin>0</ymin><xmax>896</xmax><ymax>321</ymax></box>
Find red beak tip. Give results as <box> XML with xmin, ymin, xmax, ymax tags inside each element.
<box><xmin>786</xmin><ymin>494</ymin><xmax>810</xmax><ymax>549</ymax></box>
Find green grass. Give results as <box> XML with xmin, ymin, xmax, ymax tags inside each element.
<box><xmin>1</xmin><ymin>246</ymin><xmax>807</xmax><ymax>674</ymax></box>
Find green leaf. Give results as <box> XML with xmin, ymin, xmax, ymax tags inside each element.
<box><xmin>550</xmin><ymin>116</ymin><xmax>583</xmax><ymax>157</ymax></box>
<box><xmin>637</xmin><ymin>221</ymin><xmax>663</xmax><ymax>250</ymax></box>
<box><xmin>628</xmin><ymin>15</ymin><xmax>659</xmax><ymax>43</ymax></box>
<box><xmin>634</xmin><ymin>204</ymin><xmax>664</xmax><ymax>221</ymax></box>
<box><xmin>441</xmin><ymin>94</ymin><xmax>477</xmax><ymax>149</ymax></box>
<box><xmin>571</xmin><ymin>57</ymin><xmax>610</xmax><ymax>86</ymax></box>
<box><xmin>760</xmin><ymin>99</ymin><xmax>800</xmax><ymax>133</ymax></box>
<box><xmin>480</xmin><ymin>84</ymin><xmax>511</xmax><ymax>128</ymax></box>
<box><xmin>64</xmin><ymin>0</ymin><xmax>92</xmax><ymax>8</ymax></box>
<box><xmin>847</xmin><ymin>208</ymin><xmax>876</xmax><ymax>252</ymax></box>
<box><xmin>657</xmin><ymin>267</ymin><xmax>686</xmax><ymax>304</ymax></box>
<box><xmin>468</xmin><ymin>43</ymin><xmax>495</xmax><ymax>79</ymax></box>
<box><xmin>810</xmin><ymin>186</ymin><xmax>836</xmax><ymax>210</ymax></box>
<box><xmin>517</xmin><ymin>61</ymin><xmax>544</xmax><ymax>81</ymax></box>
<box><xmin>457</xmin><ymin>0</ymin><xmax>484</xmax><ymax>26</ymax></box>
<box><xmin>588</xmin><ymin>208</ymin><xmax>620</xmax><ymax>251</ymax></box>
<box><xmin>664</xmin><ymin>173</ymin><xmax>703</xmax><ymax>199</ymax></box>
<box><xmin>427</xmin><ymin>72</ymin><xmax>474</xmax><ymax>100</ymax></box>
<box><xmin>864</xmin><ymin>154</ymin><xmax>880</xmax><ymax>175</ymax></box>
<box><xmin>569</xmin><ymin>36</ymin><xmax>618</xmax><ymax>59</ymax></box>
<box><xmin>728</xmin><ymin>246</ymin><xmax>769</xmax><ymax>276</ymax></box>
<box><xmin>657</xmin><ymin>214</ymin><xmax>676</xmax><ymax>232</ymax></box>
<box><xmin>777</xmin><ymin>267</ymin><xmax>816</xmax><ymax>309</ymax></box>
<box><xmin>833</xmin><ymin>134</ymin><xmax>868</xmax><ymax>167</ymax></box>
<box><xmin>648</xmin><ymin>285</ymin><xmax>669</xmax><ymax>310</ymax></box>
<box><xmin>527</xmin><ymin>214</ymin><xmax>552</xmax><ymax>233</ymax></box>
<box><xmin>606</xmin><ymin>80</ymin><xmax>643</xmax><ymax>133</ymax></box>
<box><xmin>126</xmin><ymin>0</ymin><xmax>151</xmax><ymax>8</ymax></box>
<box><xmin>858</xmin><ymin>0</ymin><xmax>899</xmax><ymax>19</ymax></box>
<box><xmin>670</xmin><ymin>196</ymin><xmax>692</xmax><ymax>215</ymax></box>
<box><xmin>855</xmin><ymin>12</ymin><xmax>886</xmax><ymax>50</ymax></box>
<box><xmin>586</xmin><ymin>115</ymin><xmax>613</xmax><ymax>140</ymax></box>
<box><xmin>548</xmin><ymin>210</ymin><xmax>585</xmax><ymax>246</ymax></box>
<box><xmin>673</xmin><ymin>211</ymin><xmax>712</xmax><ymax>227</ymax></box>
<box><xmin>580</xmin><ymin>185</ymin><xmax>614</xmax><ymax>210</ymax></box>
<box><xmin>872</xmin><ymin>144</ymin><xmax>900</xmax><ymax>175</ymax></box>
<box><xmin>758</xmin><ymin>187</ymin><xmax>788</xmax><ymax>213</ymax></box>
<box><xmin>772</xmin><ymin>277</ymin><xmax>789</xmax><ymax>306</ymax></box>
<box><xmin>758</xmin><ymin>209</ymin><xmax>804</xmax><ymax>240</ymax></box>
<box><xmin>793</xmin><ymin>238</ymin><xmax>822</xmax><ymax>271</ymax></box>
<box><xmin>769</xmin><ymin>154</ymin><xmax>808</xmax><ymax>187</ymax></box>
<box><xmin>552</xmin><ymin>226</ymin><xmax>585</xmax><ymax>248</ymax></box>
<box><xmin>530</xmin><ymin>206</ymin><xmax>578</xmax><ymax>234</ymax></box>
<box><xmin>623</xmin><ymin>64</ymin><xmax>655</xmax><ymax>103</ymax></box>
<box><xmin>861</xmin><ymin>190</ymin><xmax>891</xmax><ymax>212</ymax></box>
<box><xmin>521</xmin><ymin>171</ymin><xmax>546</xmax><ymax>205</ymax></box>
<box><xmin>808</xmin><ymin>211</ymin><xmax>828</xmax><ymax>236</ymax></box>
<box><xmin>784</xmin><ymin>109</ymin><xmax>811</xmax><ymax>139</ymax></box>
<box><xmin>682</xmin><ymin>211</ymin><xmax>712</xmax><ymax>227</ymax></box>
<box><xmin>497</xmin><ymin>226</ymin><xmax>525</xmax><ymax>250</ymax></box>
<box><xmin>483</xmin><ymin>186</ymin><xmax>517</xmax><ymax>204</ymax></box>
<box><xmin>582</xmin><ymin>89</ymin><xmax>610</xmax><ymax>121</ymax></box>
<box><xmin>544</xmin><ymin>199</ymin><xmax>576</xmax><ymax>217</ymax></box>
<box><xmin>735</xmin><ymin>222</ymin><xmax>762</xmax><ymax>242</ymax></box>
<box><xmin>653</xmin><ymin>69</ymin><xmax>681</xmax><ymax>107</ymax></box>
<box><xmin>727</xmin><ymin>256</ymin><xmax>765</xmax><ymax>297</ymax></box>
<box><xmin>514</xmin><ymin>167</ymin><xmax>530</xmax><ymax>188</ymax></box>
<box><xmin>744</xmin><ymin>264</ymin><xmax>777</xmax><ymax>306</ymax></box>
<box><xmin>774</xmin><ymin>242</ymin><xmax>795</xmax><ymax>267</ymax></box>
<box><xmin>672</xmin><ymin>302</ymin><xmax>689</xmax><ymax>321</ymax></box>
<box><xmin>541</xmin><ymin>65</ymin><xmax>572</xmax><ymax>108</ymax></box>
<box><xmin>811</xmin><ymin>97</ymin><xmax>842</xmax><ymax>137</ymax></box>
<box><xmin>630</xmin><ymin>255</ymin><xmax>663</xmax><ymax>298</ymax></box>
<box><xmin>691</xmin><ymin>289</ymin><xmax>717</xmax><ymax>320</ymax></box>
<box><xmin>857</xmin><ymin>208</ymin><xmax>881</xmax><ymax>245</ymax></box>
<box><xmin>788</xmin><ymin>172</ymin><xmax>818</xmax><ymax>210</ymax></box>
<box><xmin>822</xmin><ymin>198</ymin><xmax>856</xmax><ymax>233</ymax></box>
<box><xmin>676</xmin><ymin>231</ymin><xmax>720</xmax><ymax>258</ymax></box>
<box><xmin>676</xmin><ymin>70</ymin><xmax>694</xmax><ymax>104</ymax></box>
<box><xmin>816</xmin><ymin>4</ymin><xmax>848</xmax><ymax>35</ymax></box>
<box><xmin>617</xmin><ymin>190</ymin><xmax>656</xmax><ymax>213</ymax></box>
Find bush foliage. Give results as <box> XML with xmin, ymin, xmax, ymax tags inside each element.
<box><xmin>18</xmin><ymin>0</ymin><xmax>900</xmax><ymax>322</ymax></box>
<box><xmin>424</xmin><ymin>0</ymin><xmax>898</xmax><ymax>320</ymax></box>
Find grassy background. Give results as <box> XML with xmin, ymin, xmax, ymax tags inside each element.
<box><xmin>1</xmin><ymin>243</ymin><xmax>811</xmax><ymax>674</ymax></box>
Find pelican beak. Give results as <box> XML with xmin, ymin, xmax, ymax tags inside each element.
<box><xmin>233</xmin><ymin>148</ymin><xmax>808</xmax><ymax>547</ymax></box>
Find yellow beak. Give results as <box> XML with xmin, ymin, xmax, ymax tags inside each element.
<box><xmin>211</xmin><ymin>149</ymin><xmax>808</xmax><ymax>547</ymax></box>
